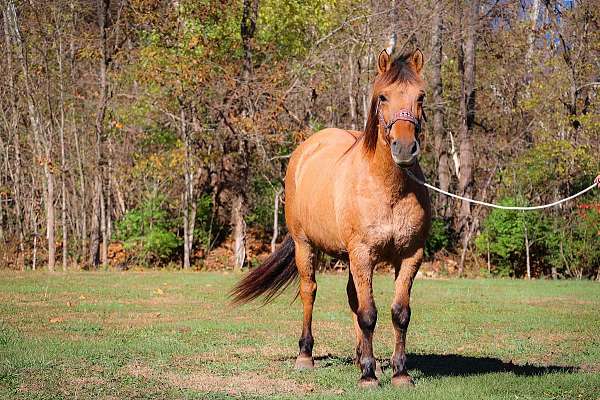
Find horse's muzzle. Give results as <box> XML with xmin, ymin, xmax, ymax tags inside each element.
<box><xmin>391</xmin><ymin>139</ymin><xmax>420</xmax><ymax>167</ymax></box>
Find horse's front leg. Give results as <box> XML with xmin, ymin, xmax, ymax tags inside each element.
<box><xmin>294</xmin><ymin>240</ymin><xmax>317</xmax><ymax>369</ymax></box>
<box><xmin>390</xmin><ymin>247</ymin><xmax>423</xmax><ymax>387</ymax></box>
<box><xmin>346</xmin><ymin>271</ymin><xmax>363</xmax><ymax>367</ymax></box>
<box><xmin>349</xmin><ymin>246</ymin><xmax>378</xmax><ymax>388</ymax></box>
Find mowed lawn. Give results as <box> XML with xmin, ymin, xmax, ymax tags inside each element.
<box><xmin>0</xmin><ymin>271</ymin><xmax>599</xmax><ymax>399</ymax></box>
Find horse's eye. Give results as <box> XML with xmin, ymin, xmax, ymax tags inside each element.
<box><xmin>417</xmin><ymin>94</ymin><xmax>425</xmax><ymax>104</ymax></box>
<box><xmin>378</xmin><ymin>94</ymin><xmax>387</xmax><ymax>102</ymax></box>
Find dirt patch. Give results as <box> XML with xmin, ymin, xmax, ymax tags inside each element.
<box><xmin>124</xmin><ymin>361</ymin><xmax>313</xmax><ymax>395</ymax></box>
<box><xmin>70</xmin><ymin>376</ymin><xmax>107</xmax><ymax>386</ymax></box>
<box><xmin>166</xmin><ymin>371</ymin><xmax>313</xmax><ymax>396</ymax></box>
<box><xmin>125</xmin><ymin>362</ymin><xmax>155</xmax><ymax>379</ymax></box>
<box><xmin>18</xmin><ymin>381</ymin><xmax>44</xmax><ymax>394</ymax></box>
<box><xmin>524</xmin><ymin>298</ymin><xmax>596</xmax><ymax>307</ymax></box>
<box><xmin>580</xmin><ymin>363</ymin><xmax>600</xmax><ymax>373</ymax></box>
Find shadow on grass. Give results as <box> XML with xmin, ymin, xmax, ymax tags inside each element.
<box><xmin>309</xmin><ymin>353</ymin><xmax>577</xmax><ymax>377</ymax></box>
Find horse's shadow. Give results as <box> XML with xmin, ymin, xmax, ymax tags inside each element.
<box><xmin>309</xmin><ymin>353</ymin><xmax>576</xmax><ymax>377</ymax></box>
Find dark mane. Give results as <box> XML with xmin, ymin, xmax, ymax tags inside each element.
<box><xmin>362</xmin><ymin>51</ymin><xmax>421</xmax><ymax>154</ymax></box>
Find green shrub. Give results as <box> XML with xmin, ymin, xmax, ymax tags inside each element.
<box><xmin>543</xmin><ymin>205</ymin><xmax>600</xmax><ymax>278</ymax></box>
<box><xmin>115</xmin><ymin>195</ymin><xmax>181</xmax><ymax>265</ymax></box>
<box><xmin>194</xmin><ymin>193</ymin><xmax>221</xmax><ymax>251</ymax></box>
<box><xmin>475</xmin><ymin>197</ymin><xmax>546</xmax><ymax>277</ymax></box>
<box><xmin>246</xmin><ymin>178</ymin><xmax>283</xmax><ymax>231</ymax></box>
<box><xmin>425</xmin><ymin>218</ymin><xmax>452</xmax><ymax>258</ymax></box>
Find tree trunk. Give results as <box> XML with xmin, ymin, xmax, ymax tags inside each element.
<box><xmin>457</xmin><ymin>0</ymin><xmax>479</xmax><ymax>236</ymax></box>
<box><xmin>93</xmin><ymin>0</ymin><xmax>110</xmax><ymax>268</ymax></box>
<box><xmin>100</xmin><ymin>181</ymin><xmax>108</xmax><ymax>268</ymax></box>
<box><xmin>240</xmin><ymin>0</ymin><xmax>259</xmax><ymax>83</ymax></box>
<box><xmin>45</xmin><ymin>162</ymin><xmax>56</xmax><ymax>272</ymax></box>
<box><xmin>271</xmin><ymin>189</ymin><xmax>281</xmax><ymax>253</ymax></box>
<box><xmin>183</xmin><ymin>190</ymin><xmax>190</xmax><ymax>269</ymax></box>
<box><xmin>348</xmin><ymin>52</ymin><xmax>357</xmax><ymax>131</ymax></box>
<box><xmin>3</xmin><ymin>7</ymin><xmax>25</xmax><ymax>270</ymax></box>
<box><xmin>487</xmin><ymin>236</ymin><xmax>491</xmax><ymax>274</ymax></box>
<box><xmin>73</xmin><ymin>113</ymin><xmax>87</xmax><ymax>266</ymax></box>
<box><xmin>431</xmin><ymin>2</ymin><xmax>450</xmax><ymax>217</ymax></box>
<box><xmin>232</xmin><ymin>194</ymin><xmax>246</xmax><ymax>271</ymax></box>
<box><xmin>231</xmin><ymin>0</ymin><xmax>259</xmax><ymax>270</ymax></box>
<box><xmin>524</xmin><ymin>222</ymin><xmax>531</xmax><ymax>279</ymax></box>
<box><xmin>181</xmin><ymin>104</ymin><xmax>195</xmax><ymax>269</ymax></box>
<box><xmin>89</xmin><ymin>177</ymin><xmax>101</xmax><ymax>268</ymax></box>
<box><xmin>524</xmin><ymin>0</ymin><xmax>540</xmax><ymax>89</ymax></box>
<box><xmin>523</xmin><ymin>0</ymin><xmax>540</xmax><ymax>145</ymax></box>
<box><xmin>57</xmin><ymin>27</ymin><xmax>68</xmax><ymax>271</ymax></box>
<box><xmin>32</xmin><ymin>212</ymin><xmax>38</xmax><ymax>271</ymax></box>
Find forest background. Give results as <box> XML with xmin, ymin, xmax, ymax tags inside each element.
<box><xmin>0</xmin><ymin>0</ymin><xmax>599</xmax><ymax>279</ymax></box>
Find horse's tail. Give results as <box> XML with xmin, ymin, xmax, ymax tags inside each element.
<box><xmin>230</xmin><ymin>235</ymin><xmax>298</xmax><ymax>305</ymax></box>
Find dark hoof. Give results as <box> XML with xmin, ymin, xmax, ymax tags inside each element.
<box><xmin>391</xmin><ymin>374</ymin><xmax>415</xmax><ymax>388</ymax></box>
<box><xmin>294</xmin><ymin>355</ymin><xmax>314</xmax><ymax>370</ymax></box>
<box><xmin>358</xmin><ymin>377</ymin><xmax>379</xmax><ymax>389</ymax></box>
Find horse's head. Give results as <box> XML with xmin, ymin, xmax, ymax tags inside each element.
<box><xmin>364</xmin><ymin>49</ymin><xmax>426</xmax><ymax>167</ymax></box>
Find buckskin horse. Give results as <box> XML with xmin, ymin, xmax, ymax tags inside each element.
<box><xmin>232</xmin><ymin>49</ymin><xmax>430</xmax><ymax>388</ymax></box>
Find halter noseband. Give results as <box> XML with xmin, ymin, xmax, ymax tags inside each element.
<box><xmin>376</xmin><ymin>99</ymin><xmax>423</xmax><ymax>137</ymax></box>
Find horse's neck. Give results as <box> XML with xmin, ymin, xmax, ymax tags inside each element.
<box><xmin>368</xmin><ymin>141</ymin><xmax>411</xmax><ymax>200</ymax></box>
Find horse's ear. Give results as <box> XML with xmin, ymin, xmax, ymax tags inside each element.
<box><xmin>377</xmin><ymin>49</ymin><xmax>391</xmax><ymax>75</ymax></box>
<box><xmin>410</xmin><ymin>48</ymin><xmax>424</xmax><ymax>75</ymax></box>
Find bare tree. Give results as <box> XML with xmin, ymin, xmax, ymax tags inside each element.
<box><xmin>5</xmin><ymin>0</ymin><xmax>56</xmax><ymax>271</ymax></box>
<box><xmin>431</xmin><ymin>1</ymin><xmax>450</xmax><ymax>218</ymax></box>
<box><xmin>457</xmin><ymin>0</ymin><xmax>479</xmax><ymax>240</ymax></box>
<box><xmin>232</xmin><ymin>0</ymin><xmax>260</xmax><ymax>271</ymax></box>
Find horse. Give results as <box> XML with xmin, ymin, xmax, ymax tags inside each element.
<box><xmin>231</xmin><ymin>48</ymin><xmax>431</xmax><ymax>388</ymax></box>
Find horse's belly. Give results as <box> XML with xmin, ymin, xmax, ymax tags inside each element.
<box><xmin>285</xmin><ymin>132</ymin><xmax>352</xmax><ymax>253</ymax></box>
<box><xmin>293</xmin><ymin>163</ymin><xmax>344</xmax><ymax>252</ymax></box>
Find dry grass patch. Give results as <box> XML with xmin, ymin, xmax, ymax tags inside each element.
<box><xmin>124</xmin><ymin>361</ymin><xmax>314</xmax><ymax>396</ymax></box>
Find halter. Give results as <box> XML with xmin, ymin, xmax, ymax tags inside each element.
<box><xmin>376</xmin><ymin>99</ymin><xmax>423</xmax><ymax>138</ymax></box>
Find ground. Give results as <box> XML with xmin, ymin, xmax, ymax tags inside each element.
<box><xmin>0</xmin><ymin>271</ymin><xmax>599</xmax><ymax>399</ymax></box>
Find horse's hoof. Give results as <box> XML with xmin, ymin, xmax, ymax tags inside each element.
<box><xmin>358</xmin><ymin>377</ymin><xmax>379</xmax><ymax>389</ymax></box>
<box><xmin>391</xmin><ymin>374</ymin><xmax>415</xmax><ymax>388</ymax></box>
<box><xmin>294</xmin><ymin>355</ymin><xmax>314</xmax><ymax>370</ymax></box>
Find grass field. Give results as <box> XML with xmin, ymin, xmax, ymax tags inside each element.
<box><xmin>0</xmin><ymin>271</ymin><xmax>599</xmax><ymax>399</ymax></box>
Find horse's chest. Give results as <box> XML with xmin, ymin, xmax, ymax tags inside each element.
<box><xmin>365</xmin><ymin>202</ymin><xmax>426</xmax><ymax>251</ymax></box>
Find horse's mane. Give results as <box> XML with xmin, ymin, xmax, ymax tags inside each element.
<box><xmin>361</xmin><ymin>51</ymin><xmax>422</xmax><ymax>154</ymax></box>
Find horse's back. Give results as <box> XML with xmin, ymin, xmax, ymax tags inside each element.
<box><xmin>298</xmin><ymin>128</ymin><xmax>360</xmax><ymax>152</ymax></box>
<box><xmin>287</xmin><ymin>128</ymin><xmax>359</xmax><ymax>185</ymax></box>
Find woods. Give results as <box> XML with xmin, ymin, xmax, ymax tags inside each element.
<box><xmin>0</xmin><ymin>0</ymin><xmax>599</xmax><ymax>278</ymax></box>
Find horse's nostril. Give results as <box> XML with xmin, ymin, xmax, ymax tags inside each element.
<box><xmin>411</xmin><ymin>141</ymin><xmax>419</xmax><ymax>154</ymax></box>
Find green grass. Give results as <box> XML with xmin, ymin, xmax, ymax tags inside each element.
<box><xmin>0</xmin><ymin>271</ymin><xmax>599</xmax><ymax>399</ymax></box>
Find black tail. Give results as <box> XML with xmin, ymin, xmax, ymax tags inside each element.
<box><xmin>230</xmin><ymin>235</ymin><xmax>298</xmax><ymax>305</ymax></box>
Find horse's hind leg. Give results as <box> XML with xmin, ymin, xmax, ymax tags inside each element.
<box><xmin>349</xmin><ymin>245</ymin><xmax>378</xmax><ymax>388</ymax></box>
<box><xmin>294</xmin><ymin>240</ymin><xmax>317</xmax><ymax>369</ymax></box>
<box><xmin>390</xmin><ymin>248</ymin><xmax>423</xmax><ymax>387</ymax></box>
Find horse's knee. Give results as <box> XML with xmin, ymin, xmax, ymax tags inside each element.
<box><xmin>391</xmin><ymin>303</ymin><xmax>411</xmax><ymax>330</ymax></box>
<box><xmin>299</xmin><ymin>279</ymin><xmax>317</xmax><ymax>299</ymax></box>
<box><xmin>357</xmin><ymin>306</ymin><xmax>377</xmax><ymax>332</ymax></box>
